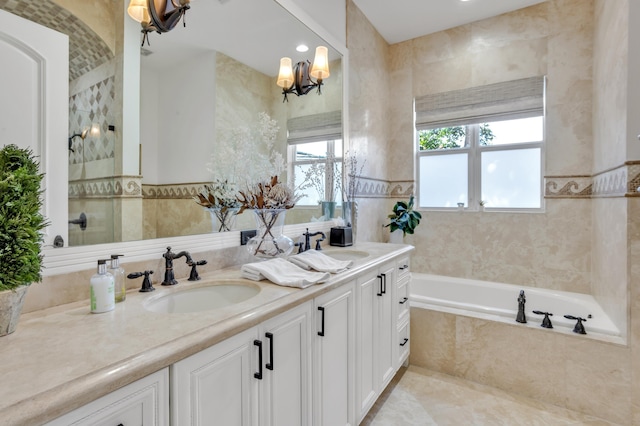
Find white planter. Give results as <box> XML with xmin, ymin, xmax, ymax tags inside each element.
<box><xmin>389</xmin><ymin>229</ymin><xmax>404</xmax><ymax>244</ymax></box>
<box><xmin>0</xmin><ymin>285</ymin><xmax>29</xmax><ymax>336</ymax></box>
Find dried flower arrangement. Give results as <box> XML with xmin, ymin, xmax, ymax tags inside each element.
<box><xmin>302</xmin><ymin>152</ymin><xmax>342</xmax><ymax>203</ymax></box>
<box><xmin>193</xmin><ymin>179</ymin><xmax>240</xmax><ymax>232</ymax></box>
<box><xmin>343</xmin><ymin>149</ymin><xmax>366</xmax><ymax>202</ymax></box>
<box><xmin>237</xmin><ymin>176</ymin><xmax>302</xmax><ymax>213</ymax></box>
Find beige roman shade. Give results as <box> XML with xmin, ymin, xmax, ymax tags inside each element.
<box><xmin>287</xmin><ymin>110</ymin><xmax>342</xmax><ymax>144</ymax></box>
<box><xmin>415</xmin><ymin>76</ymin><xmax>546</xmax><ymax>129</ymax></box>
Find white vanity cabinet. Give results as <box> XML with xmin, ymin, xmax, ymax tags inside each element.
<box><xmin>313</xmin><ymin>281</ymin><xmax>356</xmax><ymax>426</ymax></box>
<box><xmin>355</xmin><ymin>262</ymin><xmax>397</xmax><ymax>422</ymax></box>
<box><xmin>46</xmin><ymin>368</ymin><xmax>169</xmax><ymax>426</ymax></box>
<box><xmin>171</xmin><ymin>302</ymin><xmax>313</xmax><ymax>426</ymax></box>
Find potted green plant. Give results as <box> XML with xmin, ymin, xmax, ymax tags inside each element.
<box><xmin>0</xmin><ymin>144</ymin><xmax>48</xmax><ymax>336</ymax></box>
<box><xmin>385</xmin><ymin>195</ymin><xmax>422</xmax><ymax>242</ymax></box>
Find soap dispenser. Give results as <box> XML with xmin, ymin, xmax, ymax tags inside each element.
<box><xmin>91</xmin><ymin>259</ymin><xmax>115</xmax><ymax>313</ymax></box>
<box><xmin>110</xmin><ymin>254</ymin><xmax>126</xmax><ymax>303</ymax></box>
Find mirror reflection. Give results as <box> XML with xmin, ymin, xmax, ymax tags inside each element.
<box><xmin>0</xmin><ymin>0</ymin><xmax>343</xmax><ymax>247</ymax></box>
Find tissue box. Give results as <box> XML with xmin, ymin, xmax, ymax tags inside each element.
<box><xmin>330</xmin><ymin>226</ymin><xmax>353</xmax><ymax>247</ymax></box>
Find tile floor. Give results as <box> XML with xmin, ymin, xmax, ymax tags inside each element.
<box><xmin>361</xmin><ymin>366</ymin><xmax>618</xmax><ymax>426</ymax></box>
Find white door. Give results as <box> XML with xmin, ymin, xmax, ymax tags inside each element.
<box><xmin>0</xmin><ymin>10</ymin><xmax>69</xmax><ymax>246</ymax></box>
<box><xmin>171</xmin><ymin>328</ymin><xmax>259</xmax><ymax>426</ymax></box>
<box><xmin>260</xmin><ymin>302</ymin><xmax>313</xmax><ymax>426</ymax></box>
<box><xmin>314</xmin><ymin>281</ymin><xmax>355</xmax><ymax>426</ymax></box>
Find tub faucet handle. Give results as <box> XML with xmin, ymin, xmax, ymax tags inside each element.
<box><xmin>564</xmin><ymin>315</ymin><xmax>587</xmax><ymax>334</ymax></box>
<box><xmin>532</xmin><ymin>310</ymin><xmax>553</xmax><ymax>329</ymax></box>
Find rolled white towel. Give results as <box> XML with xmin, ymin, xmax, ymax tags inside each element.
<box><xmin>288</xmin><ymin>250</ymin><xmax>353</xmax><ymax>273</ymax></box>
<box><xmin>241</xmin><ymin>258</ymin><xmax>330</xmax><ymax>288</ymax></box>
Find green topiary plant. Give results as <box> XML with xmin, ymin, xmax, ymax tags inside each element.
<box><xmin>385</xmin><ymin>195</ymin><xmax>422</xmax><ymax>237</ymax></box>
<box><xmin>0</xmin><ymin>144</ymin><xmax>48</xmax><ymax>291</ymax></box>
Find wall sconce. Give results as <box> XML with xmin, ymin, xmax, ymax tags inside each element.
<box><xmin>127</xmin><ymin>0</ymin><xmax>192</xmax><ymax>46</ymax></box>
<box><xmin>277</xmin><ymin>46</ymin><xmax>330</xmax><ymax>102</ymax></box>
<box><xmin>68</xmin><ymin>123</ymin><xmax>100</xmax><ymax>153</ymax></box>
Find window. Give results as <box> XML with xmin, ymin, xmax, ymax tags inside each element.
<box><xmin>290</xmin><ymin>140</ymin><xmax>343</xmax><ymax>206</ymax></box>
<box><xmin>415</xmin><ymin>77</ymin><xmax>545</xmax><ymax>210</ymax></box>
<box><xmin>286</xmin><ymin>111</ymin><xmax>343</xmax><ymax>206</ymax></box>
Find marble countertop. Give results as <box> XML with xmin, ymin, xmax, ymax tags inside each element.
<box><xmin>0</xmin><ymin>242</ymin><xmax>412</xmax><ymax>426</ymax></box>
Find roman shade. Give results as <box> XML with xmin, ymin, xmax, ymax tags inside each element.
<box><xmin>415</xmin><ymin>76</ymin><xmax>545</xmax><ymax>129</ymax></box>
<box><xmin>287</xmin><ymin>110</ymin><xmax>342</xmax><ymax>144</ymax></box>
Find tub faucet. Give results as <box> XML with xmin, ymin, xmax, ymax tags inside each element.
<box><xmin>564</xmin><ymin>315</ymin><xmax>587</xmax><ymax>334</ymax></box>
<box><xmin>302</xmin><ymin>228</ymin><xmax>326</xmax><ymax>251</ymax></box>
<box><xmin>533</xmin><ymin>310</ymin><xmax>553</xmax><ymax>328</ymax></box>
<box><xmin>516</xmin><ymin>290</ymin><xmax>527</xmax><ymax>323</ymax></box>
<box><xmin>161</xmin><ymin>246</ymin><xmax>194</xmax><ymax>285</ymax></box>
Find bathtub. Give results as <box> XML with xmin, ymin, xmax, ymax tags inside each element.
<box><xmin>410</xmin><ymin>273</ymin><xmax>621</xmax><ymax>341</ymax></box>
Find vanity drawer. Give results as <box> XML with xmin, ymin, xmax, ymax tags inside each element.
<box><xmin>397</xmin><ymin>278</ymin><xmax>410</xmax><ymax>321</ymax></box>
<box><xmin>396</xmin><ymin>257</ymin><xmax>410</xmax><ymax>281</ymax></box>
<box><xmin>396</xmin><ymin>318</ymin><xmax>410</xmax><ymax>367</ymax></box>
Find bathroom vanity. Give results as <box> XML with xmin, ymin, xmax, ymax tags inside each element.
<box><xmin>0</xmin><ymin>243</ymin><xmax>411</xmax><ymax>426</ymax></box>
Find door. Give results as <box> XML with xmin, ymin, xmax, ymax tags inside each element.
<box><xmin>356</xmin><ymin>271</ymin><xmax>379</xmax><ymax>421</ymax></box>
<box><xmin>313</xmin><ymin>281</ymin><xmax>356</xmax><ymax>426</ymax></box>
<box><xmin>0</xmin><ymin>10</ymin><xmax>69</xmax><ymax>246</ymax></box>
<box><xmin>260</xmin><ymin>302</ymin><xmax>313</xmax><ymax>426</ymax></box>
<box><xmin>171</xmin><ymin>328</ymin><xmax>259</xmax><ymax>426</ymax></box>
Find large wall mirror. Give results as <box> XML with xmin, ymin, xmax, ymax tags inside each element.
<box><xmin>1</xmin><ymin>0</ymin><xmax>345</xmax><ymax>257</ymax></box>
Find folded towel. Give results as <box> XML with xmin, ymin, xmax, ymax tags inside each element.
<box><xmin>288</xmin><ymin>250</ymin><xmax>353</xmax><ymax>273</ymax></box>
<box><xmin>241</xmin><ymin>258</ymin><xmax>330</xmax><ymax>288</ymax></box>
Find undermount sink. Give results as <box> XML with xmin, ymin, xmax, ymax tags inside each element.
<box><xmin>144</xmin><ymin>280</ymin><xmax>261</xmax><ymax>314</ymax></box>
<box><xmin>322</xmin><ymin>249</ymin><xmax>370</xmax><ymax>261</ymax></box>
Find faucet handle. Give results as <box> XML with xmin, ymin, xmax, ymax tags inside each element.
<box><xmin>532</xmin><ymin>310</ymin><xmax>553</xmax><ymax>329</ymax></box>
<box><xmin>188</xmin><ymin>260</ymin><xmax>207</xmax><ymax>281</ymax></box>
<box><xmin>564</xmin><ymin>315</ymin><xmax>587</xmax><ymax>334</ymax></box>
<box><xmin>128</xmin><ymin>270</ymin><xmax>155</xmax><ymax>292</ymax></box>
<box><xmin>314</xmin><ymin>232</ymin><xmax>326</xmax><ymax>250</ymax></box>
<box><xmin>294</xmin><ymin>241</ymin><xmax>304</xmax><ymax>254</ymax></box>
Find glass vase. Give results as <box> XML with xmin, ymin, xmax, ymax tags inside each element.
<box><xmin>208</xmin><ymin>207</ymin><xmax>239</xmax><ymax>232</ymax></box>
<box><xmin>246</xmin><ymin>209</ymin><xmax>294</xmax><ymax>258</ymax></box>
<box><xmin>342</xmin><ymin>201</ymin><xmax>358</xmax><ymax>241</ymax></box>
<box><xmin>320</xmin><ymin>201</ymin><xmax>337</xmax><ymax>220</ymax></box>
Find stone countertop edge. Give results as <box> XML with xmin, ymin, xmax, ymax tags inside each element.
<box><xmin>0</xmin><ymin>242</ymin><xmax>414</xmax><ymax>426</ymax></box>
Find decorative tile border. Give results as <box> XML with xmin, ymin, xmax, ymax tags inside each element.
<box><xmin>142</xmin><ymin>183</ymin><xmax>208</xmax><ymax>199</ymax></box>
<box><xmin>545</xmin><ymin>176</ymin><xmax>592</xmax><ymax>198</ymax></box>
<box><xmin>546</xmin><ymin>162</ymin><xmax>640</xmax><ymax>198</ymax></box>
<box><xmin>69</xmin><ymin>176</ymin><xmax>142</xmax><ymax>199</ymax></box>
<box><xmin>353</xmin><ymin>176</ymin><xmax>414</xmax><ymax>199</ymax></box>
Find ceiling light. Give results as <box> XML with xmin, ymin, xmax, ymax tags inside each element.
<box><xmin>296</xmin><ymin>44</ymin><xmax>309</xmax><ymax>53</ymax></box>
<box><xmin>276</xmin><ymin>46</ymin><xmax>330</xmax><ymax>102</ymax></box>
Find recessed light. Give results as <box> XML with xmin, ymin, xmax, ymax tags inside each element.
<box><xmin>296</xmin><ymin>44</ymin><xmax>309</xmax><ymax>53</ymax></box>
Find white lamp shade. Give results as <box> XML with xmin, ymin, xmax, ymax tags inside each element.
<box><xmin>127</xmin><ymin>0</ymin><xmax>149</xmax><ymax>23</ymax></box>
<box><xmin>277</xmin><ymin>57</ymin><xmax>294</xmax><ymax>88</ymax></box>
<box><xmin>310</xmin><ymin>46</ymin><xmax>330</xmax><ymax>80</ymax></box>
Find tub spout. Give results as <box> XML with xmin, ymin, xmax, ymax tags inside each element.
<box><xmin>516</xmin><ymin>290</ymin><xmax>527</xmax><ymax>323</ymax></box>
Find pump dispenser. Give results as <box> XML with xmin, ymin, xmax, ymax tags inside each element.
<box><xmin>91</xmin><ymin>259</ymin><xmax>115</xmax><ymax>313</ymax></box>
<box><xmin>110</xmin><ymin>254</ymin><xmax>126</xmax><ymax>302</ymax></box>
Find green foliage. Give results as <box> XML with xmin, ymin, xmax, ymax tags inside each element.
<box><xmin>419</xmin><ymin>124</ymin><xmax>496</xmax><ymax>150</ymax></box>
<box><xmin>385</xmin><ymin>195</ymin><xmax>422</xmax><ymax>237</ymax></box>
<box><xmin>0</xmin><ymin>145</ymin><xmax>48</xmax><ymax>291</ymax></box>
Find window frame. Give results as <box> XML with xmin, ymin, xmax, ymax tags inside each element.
<box><xmin>416</xmin><ymin>115</ymin><xmax>545</xmax><ymax>212</ymax></box>
<box><xmin>288</xmin><ymin>139</ymin><xmax>343</xmax><ymax>207</ymax></box>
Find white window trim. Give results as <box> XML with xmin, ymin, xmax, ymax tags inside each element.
<box><xmin>415</xmin><ymin>119</ymin><xmax>545</xmax><ymax>213</ymax></box>
<box><xmin>288</xmin><ymin>139</ymin><xmax>343</xmax><ymax>206</ymax></box>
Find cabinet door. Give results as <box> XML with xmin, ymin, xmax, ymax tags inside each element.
<box><xmin>259</xmin><ymin>302</ymin><xmax>313</xmax><ymax>426</ymax></box>
<box><xmin>356</xmin><ymin>271</ymin><xmax>379</xmax><ymax>421</ymax></box>
<box><xmin>313</xmin><ymin>281</ymin><xmax>355</xmax><ymax>426</ymax></box>
<box><xmin>171</xmin><ymin>327</ymin><xmax>259</xmax><ymax>426</ymax></box>
<box><xmin>46</xmin><ymin>369</ymin><xmax>169</xmax><ymax>426</ymax></box>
